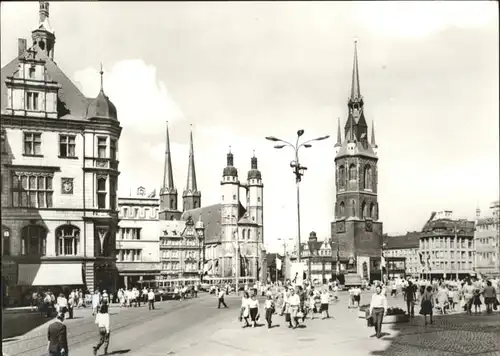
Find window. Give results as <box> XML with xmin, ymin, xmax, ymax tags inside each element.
<box><xmin>29</xmin><ymin>67</ymin><xmax>35</xmax><ymax>79</ymax></box>
<box><xmin>233</xmin><ymin>195</ymin><xmax>236</xmax><ymax>200</ymax></box>
<box><xmin>97</xmin><ymin>177</ymin><xmax>107</xmax><ymax>209</ymax></box>
<box><xmin>339</xmin><ymin>202</ymin><xmax>345</xmax><ymax>216</ymax></box>
<box><xmin>222</xmin><ymin>195</ymin><xmax>224</xmax><ymax>201</ymax></box>
<box><xmin>117</xmin><ymin>249</ymin><xmax>142</xmax><ymax>262</ymax></box>
<box><xmin>97</xmin><ymin>137</ymin><xmax>107</xmax><ymax>158</ymax></box>
<box><xmin>364</xmin><ymin>165</ymin><xmax>373</xmax><ymax>190</ymax></box>
<box><xmin>59</xmin><ymin>135</ymin><xmax>76</xmax><ymax>158</ymax></box>
<box><xmin>11</xmin><ymin>173</ymin><xmax>53</xmax><ymax>208</ymax></box>
<box><xmin>23</xmin><ymin>132</ymin><xmax>42</xmax><ymax>155</ymax></box>
<box><xmin>56</xmin><ymin>225</ymin><xmax>80</xmax><ymax>256</ymax></box>
<box><xmin>134</xmin><ymin>208</ymin><xmax>139</xmax><ymax>218</ymax></box>
<box><xmin>338</xmin><ymin>165</ymin><xmax>345</xmax><ymax>187</ymax></box>
<box><xmin>361</xmin><ymin>202</ymin><xmax>367</xmax><ymax>219</ymax></box>
<box><xmin>2</xmin><ymin>226</ymin><xmax>11</xmax><ymax>256</ymax></box>
<box><xmin>25</xmin><ymin>92</ymin><xmax>39</xmax><ymax>110</ymax></box>
<box><xmin>21</xmin><ymin>225</ymin><xmax>46</xmax><ymax>256</ymax></box>
<box><xmin>370</xmin><ymin>203</ymin><xmax>376</xmax><ymax>219</ymax></box>
<box><xmin>349</xmin><ymin>164</ymin><xmax>356</xmax><ymax>181</ymax></box>
<box><xmin>257</xmin><ymin>197</ymin><xmax>261</xmax><ymax>203</ymax></box>
<box><xmin>109</xmin><ymin>177</ymin><xmax>117</xmax><ymax>210</ymax></box>
<box><xmin>123</xmin><ymin>208</ymin><xmax>128</xmax><ymax>217</ymax></box>
<box><xmin>351</xmin><ymin>200</ymin><xmax>356</xmax><ymax>217</ymax></box>
<box><xmin>242</xmin><ymin>230</ymin><xmax>246</xmax><ymax>239</ymax></box>
<box><xmin>110</xmin><ymin>139</ymin><xmax>117</xmax><ymax>161</ymax></box>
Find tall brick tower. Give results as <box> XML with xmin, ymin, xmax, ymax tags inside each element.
<box><xmin>330</xmin><ymin>41</ymin><xmax>383</xmax><ymax>281</ymax></box>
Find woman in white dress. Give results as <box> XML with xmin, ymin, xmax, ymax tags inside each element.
<box><xmin>239</xmin><ymin>292</ymin><xmax>251</xmax><ymax>328</ymax></box>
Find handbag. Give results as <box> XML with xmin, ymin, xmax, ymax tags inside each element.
<box><xmin>242</xmin><ymin>306</ymin><xmax>249</xmax><ymax>318</ymax></box>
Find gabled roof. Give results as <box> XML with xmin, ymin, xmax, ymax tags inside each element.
<box><xmin>1</xmin><ymin>44</ymin><xmax>90</xmax><ymax>120</ymax></box>
<box><xmin>335</xmin><ymin>137</ymin><xmax>378</xmax><ymax>160</ymax></box>
<box><xmin>158</xmin><ymin>219</ymin><xmax>186</xmax><ymax>238</ymax></box>
<box><xmin>181</xmin><ymin>204</ymin><xmax>222</xmax><ymax>244</ymax></box>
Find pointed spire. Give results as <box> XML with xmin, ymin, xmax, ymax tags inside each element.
<box><xmin>335</xmin><ymin>118</ymin><xmax>342</xmax><ymax>147</ymax></box>
<box><xmin>227</xmin><ymin>146</ymin><xmax>234</xmax><ymax>166</ymax></box>
<box><xmin>371</xmin><ymin>120</ymin><xmax>377</xmax><ymax>147</ymax></box>
<box><xmin>350</xmin><ymin>40</ymin><xmax>361</xmax><ymax>102</ymax></box>
<box><xmin>185</xmin><ymin>125</ymin><xmax>198</xmax><ymax>192</ymax></box>
<box><xmin>251</xmin><ymin>151</ymin><xmax>258</xmax><ymax>169</ymax></box>
<box><xmin>99</xmin><ymin>63</ymin><xmax>104</xmax><ymax>92</ymax></box>
<box><xmin>162</xmin><ymin>121</ymin><xmax>175</xmax><ymax>190</ymax></box>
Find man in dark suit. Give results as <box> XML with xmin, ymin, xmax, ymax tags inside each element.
<box><xmin>47</xmin><ymin>312</ymin><xmax>68</xmax><ymax>356</ymax></box>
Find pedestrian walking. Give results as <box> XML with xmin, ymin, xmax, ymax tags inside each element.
<box><xmin>419</xmin><ymin>285</ymin><xmax>435</xmax><ymax>325</ymax></box>
<box><xmin>148</xmin><ymin>289</ymin><xmax>155</xmax><ymax>310</ymax></box>
<box><xmin>239</xmin><ymin>292</ymin><xmax>251</xmax><ymax>327</ymax></box>
<box><xmin>47</xmin><ymin>312</ymin><xmax>68</xmax><ymax>356</ymax></box>
<box><xmin>217</xmin><ymin>287</ymin><xmax>228</xmax><ymax>308</ymax></box>
<box><xmin>320</xmin><ymin>289</ymin><xmax>330</xmax><ymax>319</ymax></box>
<box><xmin>404</xmin><ymin>281</ymin><xmax>416</xmax><ymax>317</ymax></box>
<box><xmin>56</xmin><ymin>293</ymin><xmax>68</xmax><ymax>317</ymax></box>
<box><xmin>483</xmin><ymin>280</ymin><xmax>496</xmax><ymax>314</ymax></box>
<box><xmin>264</xmin><ymin>294</ymin><xmax>275</xmax><ymax>328</ymax></box>
<box><xmin>369</xmin><ymin>285</ymin><xmax>388</xmax><ymax>339</ymax></box>
<box><xmin>247</xmin><ymin>294</ymin><xmax>260</xmax><ymax>328</ymax></box>
<box><xmin>288</xmin><ymin>288</ymin><xmax>301</xmax><ymax>329</ymax></box>
<box><xmin>93</xmin><ymin>301</ymin><xmax>111</xmax><ymax>356</ymax></box>
<box><xmin>92</xmin><ymin>289</ymin><xmax>101</xmax><ymax>316</ymax></box>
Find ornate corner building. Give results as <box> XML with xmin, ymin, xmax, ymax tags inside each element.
<box><xmin>330</xmin><ymin>42</ymin><xmax>383</xmax><ymax>281</ymax></box>
<box><xmin>1</xmin><ymin>2</ymin><xmax>121</xmax><ymax>304</ymax></box>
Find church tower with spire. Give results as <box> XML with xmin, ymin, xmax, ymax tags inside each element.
<box><xmin>182</xmin><ymin>127</ymin><xmax>201</xmax><ymax>211</ymax></box>
<box><xmin>159</xmin><ymin>122</ymin><xmax>182</xmax><ymax>220</ymax></box>
<box><xmin>330</xmin><ymin>41</ymin><xmax>384</xmax><ymax>281</ymax></box>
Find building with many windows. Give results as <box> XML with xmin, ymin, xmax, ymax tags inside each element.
<box><xmin>1</xmin><ymin>2</ymin><xmax>121</xmax><ymax>304</ymax></box>
<box><xmin>475</xmin><ymin>200</ymin><xmax>500</xmax><ymax>277</ymax></box>
<box><xmin>116</xmin><ymin>187</ymin><xmax>161</xmax><ymax>289</ymax></box>
<box><xmin>419</xmin><ymin>211</ymin><xmax>475</xmax><ymax>279</ymax></box>
<box><xmin>301</xmin><ymin>237</ymin><xmax>335</xmax><ymax>284</ymax></box>
<box><xmin>384</xmin><ymin>232</ymin><xmax>420</xmax><ymax>278</ymax></box>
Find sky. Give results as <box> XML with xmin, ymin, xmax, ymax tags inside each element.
<box><xmin>1</xmin><ymin>1</ymin><xmax>498</xmax><ymax>253</ymax></box>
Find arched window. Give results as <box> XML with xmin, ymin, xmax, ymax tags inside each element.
<box><xmin>339</xmin><ymin>202</ymin><xmax>345</xmax><ymax>216</ymax></box>
<box><xmin>338</xmin><ymin>165</ymin><xmax>346</xmax><ymax>188</ymax></box>
<box><xmin>21</xmin><ymin>225</ymin><xmax>46</xmax><ymax>256</ymax></box>
<box><xmin>364</xmin><ymin>165</ymin><xmax>373</xmax><ymax>190</ymax></box>
<box><xmin>349</xmin><ymin>164</ymin><xmax>357</xmax><ymax>181</ymax></box>
<box><xmin>242</xmin><ymin>230</ymin><xmax>246</xmax><ymax>239</ymax></box>
<box><xmin>247</xmin><ymin>229</ymin><xmax>251</xmax><ymax>240</ymax></box>
<box><xmin>370</xmin><ymin>203</ymin><xmax>376</xmax><ymax>219</ymax></box>
<box><xmin>3</xmin><ymin>226</ymin><xmax>11</xmax><ymax>256</ymax></box>
<box><xmin>170</xmin><ymin>199</ymin><xmax>174</xmax><ymax>209</ymax></box>
<box><xmin>56</xmin><ymin>225</ymin><xmax>80</xmax><ymax>256</ymax></box>
<box><xmin>351</xmin><ymin>200</ymin><xmax>356</xmax><ymax>217</ymax></box>
<box><xmin>361</xmin><ymin>202</ymin><xmax>366</xmax><ymax>219</ymax></box>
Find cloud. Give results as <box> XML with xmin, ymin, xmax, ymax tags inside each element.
<box><xmin>73</xmin><ymin>59</ymin><xmax>185</xmax><ymax>135</ymax></box>
<box><xmin>357</xmin><ymin>2</ymin><xmax>496</xmax><ymax>38</ymax></box>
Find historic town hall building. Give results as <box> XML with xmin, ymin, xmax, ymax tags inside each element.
<box><xmin>330</xmin><ymin>42</ymin><xmax>384</xmax><ymax>281</ymax></box>
<box><xmin>1</xmin><ymin>2</ymin><xmax>121</xmax><ymax>304</ymax></box>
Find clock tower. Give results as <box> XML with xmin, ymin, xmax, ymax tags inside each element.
<box><xmin>330</xmin><ymin>41</ymin><xmax>383</xmax><ymax>281</ymax></box>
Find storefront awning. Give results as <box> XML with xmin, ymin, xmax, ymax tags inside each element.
<box><xmin>18</xmin><ymin>263</ymin><xmax>83</xmax><ymax>286</ymax></box>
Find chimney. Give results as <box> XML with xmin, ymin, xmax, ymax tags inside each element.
<box><xmin>18</xmin><ymin>38</ymin><xmax>27</xmax><ymax>57</ymax></box>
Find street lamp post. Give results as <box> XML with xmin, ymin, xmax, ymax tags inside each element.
<box><xmin>308</xmin><ymin>232</ymin><xmax>318</xmax><ymax>284</ymax></box>
<box><xmin>195</xmin><ymin>219</ymin><xmax>205</xmax><ymax>283</ymax></box>
<box><xmin>266</xmin><ymin>130</ymin><xmax>329</xmax><ymax>262</ymax></box>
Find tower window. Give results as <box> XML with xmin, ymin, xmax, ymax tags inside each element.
<box><xmin>349</xmin><ymin>164</ymin><xmax>357</xmax><ymax>181</ymax></box>
<box><xmin>364</xmin><ymin>165</ymin><xmax>373</xmax><ymax>190</ymax></box>
<box><xmin>97</xmin><ymin>177</ymin><xmax>107</xmax><ymax>209</ymax></box>
<box><xmin>338</xmin><ymin>165</ymin><xmax>346</xmax><ymax>188</ymax></box>
<box><xmin>351</xmin><ymin>200</ymin><xmax>356</xmax><ymax>217</ymax></box>
<box><xmin>97</xmin><ymin>137</ymin><xmax>107</xmax><ymax>158</ymax></box>
<box><xmin>339</xmin><ymin>202</ymin><xmax>345</xmax><ymax>216</ymax></box>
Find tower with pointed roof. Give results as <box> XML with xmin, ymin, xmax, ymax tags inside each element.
<box><xmin>246</xmin><ymin>152</ymin><xmax>264</xmax><ymax>244</ymax></box>
<box><xmin>32</xmin><ymin>1</ymin><xmax>55</xmax><ymax>60</ymax></box>
<box><xmin>330</xmin><ymin>41</ymin><xmax>384</xmax><ymax>281</ymax></box>
<box><xmin>182</xmin><ymin>127</ymin><xmax>201</xmax><ymax>211</ymax></box>
<box><xmin>159</xmin><ymin>122</ymin><xmax>181</xmax><ymax>220</ymax></box>
<box><xmin>220</xmin><ymin>148</ymin><xmax>241</xmax><ymax>277</ymax></box>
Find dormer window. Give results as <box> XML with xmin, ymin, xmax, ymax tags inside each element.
<box><xmin>26</xmin><ymin>92</ymin><xmax>39</xmax><ymax>111</ymax></box>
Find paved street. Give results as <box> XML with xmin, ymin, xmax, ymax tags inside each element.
<box><xmin>3</xmin><ymin>291</ymin><xmax>500</xmax><ymax>356</ymax></box>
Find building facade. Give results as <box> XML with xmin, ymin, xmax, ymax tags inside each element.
<box><xmin>419</xmin><ymin>211</ymin><xmax>475</xmax><ymax>279</ymax></box>
<box><xmin>330</xmin><ymin>41</ymin><xmax>383</xmax><ymax>280</ymax></box>
<box><xmin>474</xmin><ymin>200</ymin><xmax>500</xmax><ymax>277</ymax></box>
<box><xmin>116</xmin><ymin>188</ymin><xmax>161</xmax><ymax>289</ymax></box>
<box><xmin>302</xmin><ymin>237</ymin><xmax>335</xmax><ymax>283</ymax></box>
<box><xmin>384</xmin><ymin>232</ymin><xmax>420</xmax><ymax>277</ymax></box>
<box><xmin>1</xmin><ymin>2</ymin><xmax>121</xmax><ymax>304</ymax></box>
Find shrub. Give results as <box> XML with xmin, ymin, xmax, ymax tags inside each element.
<box><xmin>386</xmin><ymin>307</ymin><xmax>406</xmax><ymax>316</ymax></box>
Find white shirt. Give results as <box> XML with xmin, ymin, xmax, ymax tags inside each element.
<box><xmin>218</xmin><ymin>290</ymin><xmax>225</xmax><ymax>298</ymax></box>
<box><xmin>241</xmin><ymin>297</ymin><xmax>249</xmax><ymax>308</ymax></box>
<box><xmin>288</xmin><ymin>294</ymin><xmax>300</xmax><ymax>307</ymax></box>
<box><xmin>247</xmin><ymin>299</ymin><xmax>259</xmax><ymax>309</ymax></box>
<box><xmin>369</xmin><ymin>293</ymin><xmax>388</xmax><ymax>314</ymax></box>
<box><xmin>57</xmin><ymin>297</ymin><xmax>68</xmax><ymax>308</ymax></box>
<box><xmin>95</xmin><ymin>312</ymin><xmax>110</xmax><ymax>333</ymax></box>
<box><xmin>148</xmin><ymin>291</ymin><xmax>155</xmax><ymax>301</ymax></box>
<box><xmin>320</xmin><ymin>293</ymin><xmax>329</xmax><ymax>304</ymax></box>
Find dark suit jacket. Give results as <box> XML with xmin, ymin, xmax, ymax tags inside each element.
<box><xmin>47</xmin><ymin>320</ymin><xmax>68</xmax><ymax>354</ymax></box>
